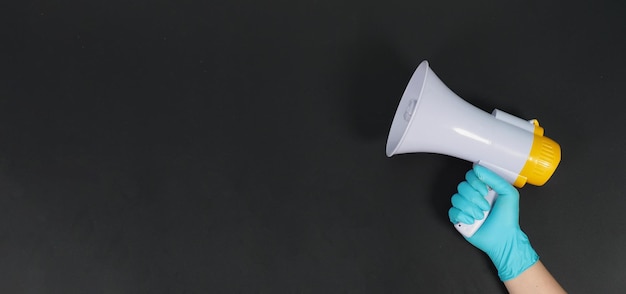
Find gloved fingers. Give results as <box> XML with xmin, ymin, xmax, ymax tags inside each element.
<box><xmin>457</xmin><ymin>181</ymin><xmax>490</xmax><ymax>211</ymax></box>
<box><xmin>465</xmin><ymin>169</ymin><xmax>489</xmax><ymax>196</ymax></box>
<box><xmin>473</xmin><ymin>165</ymin><xmax>519</xmax><ymax>198</ymax></box>
<box><xmin>448</xmin><ymin>206</ymin><xmax>476</xmax><ymax>224</ymax></box>
<box><xmin>451</xmin><ymin>192</ymin><xmax>485</xmax><ymax>221</ymax></box>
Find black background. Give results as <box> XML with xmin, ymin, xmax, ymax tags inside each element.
<box><xmin>2</xmin><ymin>1</ymin><xmax>626</xmax><ymax>293</ymax></box>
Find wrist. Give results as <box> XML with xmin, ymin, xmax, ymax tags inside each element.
<box><xmin>488</xmin><ymin>230</ymin><xmax>539</xmax><ymax>281</ymax></box>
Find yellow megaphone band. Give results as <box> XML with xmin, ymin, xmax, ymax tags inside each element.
<box><xmin>513</xmin><ymin>121</ymin><xmax>561</xmax><ymax>188</ymax></box>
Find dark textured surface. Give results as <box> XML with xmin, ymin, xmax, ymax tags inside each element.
<box><xmin>2</xmin><ymin>1</ymin><xmax>625</xmax><ymax>293</ymax></box>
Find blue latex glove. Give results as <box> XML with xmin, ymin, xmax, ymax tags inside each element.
<box><xmin>448</xmin><ymin>165</ymin><xmax>539</xmax><ymax>281</ymax></box>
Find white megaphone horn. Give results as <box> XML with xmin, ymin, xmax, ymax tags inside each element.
<box><xmin>386</xmin><ymin>60</ymin><xmax>561</xmax><ymax>237</ymax></box>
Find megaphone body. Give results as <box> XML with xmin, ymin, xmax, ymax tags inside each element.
<box><xmin>386</xmin><ymin>60</ymin><xmax>560</xmax><ymax>237</ymax></box>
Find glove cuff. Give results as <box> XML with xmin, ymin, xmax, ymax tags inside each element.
<box><xmin>491</xmin><ymin>231</ymin><xmax>539</xmax><ymax>281</ymax></box>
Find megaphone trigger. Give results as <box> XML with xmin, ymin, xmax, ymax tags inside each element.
<box><xmin>454</xmin><ymin>187</ymin><xmax>498</xmax><ymax>238</ymax></box>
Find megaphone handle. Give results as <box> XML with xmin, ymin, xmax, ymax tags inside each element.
<box><xmin>454</xmin><ymin>188</ymin><xmax>498</xmax><ymax>238</ymax></box>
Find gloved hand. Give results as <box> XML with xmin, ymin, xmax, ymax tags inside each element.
<box><xmin>448</xmin><ymin>165</ymin><xmax>539</xmax><ymax>281</ymax></box>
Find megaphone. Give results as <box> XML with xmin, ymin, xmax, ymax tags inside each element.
<box><xmin>386</xmin><ymin>60</ymin><xmax>561</xmax><ymax>237</ymax></box>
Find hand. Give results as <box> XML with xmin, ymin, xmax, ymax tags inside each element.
<box><xmin>448</xmin><ymin>165</ymin><xmax>539</xmax><ymax>281</ymax></box>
